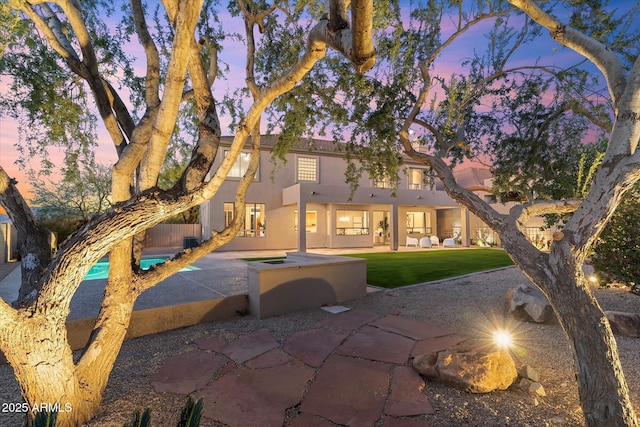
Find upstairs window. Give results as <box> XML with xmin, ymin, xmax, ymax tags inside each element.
<box><xmin>297</xmin><ymin>156</ymin><xmax>318</xmax><ymax>182</ymax></box>
<box><xmin>225</xmin><ymin>150</ymin><xmax>257</xmax><ymax>178</ymax></box>
<box><xmin>408</xmin><ymin>168</ymin><xmax>428</xmax><ymax>190</ymax></box>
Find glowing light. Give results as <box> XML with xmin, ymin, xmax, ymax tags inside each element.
<box><xmin>588</xmin><ymin>274</ymin><xmax>598</xmax><ymax>285</ymax></box>
<box><xmin>493</xmin><ymin>329</ymin><xmax>513</xmax><ymax>349</ymax></box>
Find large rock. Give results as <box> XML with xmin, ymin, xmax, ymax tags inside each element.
<box><xmin>505</xmin><ymin>285</ymin><xmax>554</xmax><ymax>323</ymax></box>
<box><xmin>605</xmin><ymin>311</ymin><xmax>640</xmax><ymax>337</ymax></box>
<box><xmin>412</xmin><ymin>344</ymin><xmax>517</xmax><ymax>393</ymax></box>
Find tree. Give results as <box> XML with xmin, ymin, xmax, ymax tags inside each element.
<box><xmin>28</xmin><ymin>163</ymin><xmax>113</xmax><ymax>242</ymax></box>
<box><xmin>265</xmin><ymin>0</ymin><xmax>640</xmax><ymax>425</ymax></box>
<box><xmin>395</xmin><ymin>2</ymin><xmax>640</xmax><ymax>425</ymax></box>
<box><xmin>0</xmin><ymin>0</ymin><xmax>374</xmax><ymax>425</ymax></box>
<box><xmin>592</xmin><ymin>182</ymin><xmax>640</xmax><ymax>286</ymax></box>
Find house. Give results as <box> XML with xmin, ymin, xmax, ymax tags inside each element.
<box><xmin>200</xmin><ymin>136</ymin><xmax>551</xmax><ymax>252</ymax></box>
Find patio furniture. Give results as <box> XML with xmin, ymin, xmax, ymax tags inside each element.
<box><xmin>430</xmin><ymin>236</ymin><xmax>440</xmax><ymax>246</ymax></box>
<box><xmin>406</xmin><ymin>236</ymin><xmax>419</xmax><ymax>247</ymax></box>
<box><xmin>443</xmin><ymin>233</ymin><xmax>459</xmax><ymax>247</ymax></box>
<box><xmin>419</xmin><ymin>237</ymin><xmax>432</xmax><ymax>248</ymax></box>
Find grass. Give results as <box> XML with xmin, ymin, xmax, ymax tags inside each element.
<box><xmin>344</xmin><ymin>249</ymin><xmax>514</xmax><ymax>288</ymax></box>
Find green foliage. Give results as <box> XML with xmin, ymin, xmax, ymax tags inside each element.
<box><xmin>124</xmin><ymin>408</ymin><xmax>152</xmax><ymax>427</ymax></box>
<box><xmin>33</xmin><ymin>409</ymin><xmax>57</xmax><ymax>427</ymax></box>
<box><xmin>591</xmin><ymin>184</ymin><xmax>640</xmax><ymax>286</ymax></box>
<box><xmin>487</xmin><ymin>73</ymin><xmax>605</xmax><ymax>203</ymax></box>
<box><xmin>29</xmin><ymin>396</ymin><xmax>203</xmax><ymax>427</ymax></box>
<box><xmin>177</xmin><ymin>395</ymin><xmax>203</xmax><ymax>427</ymax></box>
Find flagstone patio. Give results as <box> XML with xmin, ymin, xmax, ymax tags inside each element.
<box><xmin>150</xmin><ymin>308</ymin><xmax>465</xmax><ymax>426</ymax></box>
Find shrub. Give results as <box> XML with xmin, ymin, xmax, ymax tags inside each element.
<box><xmin>592</xmin><ymin>184</ymin><xmax>640</xmax><ymax>285</ymax></box>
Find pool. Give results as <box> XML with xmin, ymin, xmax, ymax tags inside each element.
<box><xmin>84</xmin><ymin>257</ymin><xmax>200</xmax><ymax>281</ymax></box>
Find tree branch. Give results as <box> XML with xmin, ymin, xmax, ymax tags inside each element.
<box><xmin>0</xmin><ymin>167</ymin><xmax>52</xmax><ymax>305</ymax></box>
<box><xmin>509</xmin><ymin>0</ymin><xmax>626</xmax><ymax>105</ymax></box>
<box><xmin>508</xmin><ymin>199</ymin><xmax>582</xmax><ymax>226</ymax></box>
<box><xmin>19</xmin><ymin>3</ymin><xmax>82</xmax><ymax>73</ymax></box>
<box><xmin>139</xmin><ymin>0</ymin><xmax>205</xmax><ymax>191</ymax></box>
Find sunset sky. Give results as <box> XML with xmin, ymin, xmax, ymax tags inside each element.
<box><xmin>0</xmin><ymin>1</ymin><xmax>635</xmax><ymax>201</ymax></box>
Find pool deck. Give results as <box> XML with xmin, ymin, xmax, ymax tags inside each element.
<box><xmin>0</xmin><ymin>246</ymin><xmax>400</xmax><ymax>321</ymax></box>
<box><xmin>0</xmin><ymin>248</ymin><xmax>287</xmax><ymax>320</ymax></box>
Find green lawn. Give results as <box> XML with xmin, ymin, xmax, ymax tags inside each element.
<box><xmin>345</xmin><ymin>249</ymin><xmax>514</xmax><ymax>288</ymax></box>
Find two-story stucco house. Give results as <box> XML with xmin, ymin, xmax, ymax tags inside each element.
<box><xmin>200</xmin><ymin>135</ymin><xmax>520</xmax><ymax>252</ymax></box>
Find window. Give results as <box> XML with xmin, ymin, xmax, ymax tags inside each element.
<box><xmin>224</xmin><ymin>203</ymin><xmax>234</xmax><ymax>227</ymax></box>
<box><xmin>297</xmin><ymin>157</ymin><xmax>318</xmax><ymax>182</ymax></box>
<box><xmin>373</xmin><ymin>176</ymin><xmax>393</xmax><ymax>189</ymax></box>
<box><xmin>224</xmin><ymin>150</ymin><xmax>255</xmax><ymax>178</ymax></box>
<box><xmin>336</xmin><ymin>210</ymin><xmax>370</xmax><ymax>235</ymax></box>
<box><xmin>406</xmin><ymin>211</ymin><xmax>431</xmax><ymax>234</ymax></box>
<box><xmin>224</xmin><ymin>202</ymin><xmax>266</xmax><ymax>237</ymax></box>
<box><xmin>294</xmin><ymin>210</ymin><xmax>317</xmax><ymax>233</ymax></box>
<box><xmin>408</xmin><ymin>168</ymin><xmax>427</xmax><ymax>190</ymax></box>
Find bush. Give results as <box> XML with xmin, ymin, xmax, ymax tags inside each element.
<box><xmin>591</xmin><ymin>184</ymin><xmax>640</xmax><ymax>285</ymax></box>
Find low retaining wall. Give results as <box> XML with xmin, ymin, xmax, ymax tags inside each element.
<box><xmin>0</xmin><ymin>294</ymin><xmax>248</xmax><ymax>365</ymax></box>
<box><xmin>247</xmin><ymin>252</ymin><xmax>367</xmax><ymax>319</ymax></box>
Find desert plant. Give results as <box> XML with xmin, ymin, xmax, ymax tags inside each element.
<box><xmin>33</xmin><ymin>410</ymin><xmax>57</xmax><ymax>427</ymax></box>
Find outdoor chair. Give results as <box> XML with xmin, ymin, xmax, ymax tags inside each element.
<box><xmin>430</xmin><ymin>236</ymin><xmax>440</xmax><ymax>246</ymax></box>
<box><xmin>406</xmin><ymin>236</ymin><xmax>419</xmax><ymax>247</ymax></box>
<box><xmin>442</xmin><ymin>237</ymin><xmax>455</xmax><ymax>247</ymax></box>
<box><xmin>419</xmin><ymin>237</ymin><xmax>432</xmax><ymax>248</ymax></box>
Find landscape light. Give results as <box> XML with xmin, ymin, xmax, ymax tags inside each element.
<box><xmin>493</xmin><ymin>329</ymin><xmax>514</xmax><ymax>349</ymax></box>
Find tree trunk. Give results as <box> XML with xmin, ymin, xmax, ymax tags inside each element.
<box><xmin>544</xmin><ymin>254</ymin><xmax>638</xmax><ymax>426</ymax></box>
<box><xmin>505</xmin><ymin>235</ymin><xmax>638</xmax><ymax>427</ymax></box>
<box><xmin>3</xmin><ymin>314</ymin><xmax>101</xmax><ymax>427</ymax></box>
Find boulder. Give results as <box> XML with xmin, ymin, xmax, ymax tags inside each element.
<box><xmin>413</xmin><ymin>343</ymin><xmax>517</xmax><ymax>393</ymax></box>
<box><xmin>505</xmin><ymin>285</ymin><xmax>554</xmax><ymax>323</ymax></box>
<box><xmin>519</xmin><ymin>378</ymin><xmax>546</xmax><ymax>397</ymax></box>
<box><xmin>517</xmin><ymin>364</ymin><xmax>540</xmax><ymax>382</ymax></box>
<box><xmin>605</xmin><ymin>311</ymin><xmax>640</xmax><ymax>338</ymax></box>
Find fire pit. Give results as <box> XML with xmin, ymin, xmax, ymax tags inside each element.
<box><xmin>247</xmin><ymin>252</ymin><xmax>367</xmax><ymax>319</ymax></box>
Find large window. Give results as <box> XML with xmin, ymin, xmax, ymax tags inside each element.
<box><xmin>224</xmin><ymin>202</ymin><xmax>266</xmax><ymax>237</ymax></box>
<box><xmin>406</xmin><ymin>211</ymin><xmax>431</xmax><ymax>234</ymax></box>
<box><xmin>336</xmin><ymin>210</ymin><xmax>370</xmax><ymax>235</ymax></box>
<box><xmin>297</xmin><ymin>156</ymin><xmax>318</xmax><ymax>182</ymax></box>
<box><xmin>408</xmin><ymin>168</ymin><xmax>427</xmax><ymax>190</ymax></box>
<box><xmin>225</xmin><ymin>150</ymin><xmax>255</xmax><ymax>178</ymax></box>
<box><xmin>294</xmin><ymin>210</ymin><xmax>317</xmax><ymax>233</ymax></box>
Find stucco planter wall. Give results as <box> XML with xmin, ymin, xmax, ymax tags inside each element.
<box><xmin>247</xmin><ymin>252</ymin><xmax>367</xmax><ymax>319</ymax></box>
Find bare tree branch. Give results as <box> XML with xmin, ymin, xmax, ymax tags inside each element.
<box><xmin>508</xmin><ymin>0</ymin><xmax>626</xmax><ymax>104</ymax></box>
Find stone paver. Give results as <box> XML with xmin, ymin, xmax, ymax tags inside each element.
<box><xmin>315</xmin><ymin>308</ymin><xmax>380</xmax><ymax>331</ymax></box>
<box><xmin>381</xmin><ymin>417</ymin><xmax>431</xmax><ymax>427</ymax></box>
<box><xmin>385</xmin><ymin>365</ymin><xmax>434</xmax><ymax>417</ymax></box>
<box><xmin>221</xmin><ymin>328</ymin><xmax>279</xmax><ymax>364</ymax></box>
<box><xmin>150</xmin><ymin>351</ymin><xmax>228</xmax><ymax>394</ymax></box>
<box><xmin>244</xmin><ymin>348</ymin><xmax>295</xmax><ymax>369</ymax></box>
<box><xmin>151</xmin><ymin>310</ymin><xmax>463</xmax><ymax>426</ymax></box>
<box><xmin>337</xmin><ymin>325</ymin><xmax>414</xmax><ymax>364</ymax></box>
<box><xmin>411</xmin><ymin>335</ymin><xmax>466</xmax><ymax>358</ymax></box>
<box><xmin>300</xmin><ymin>354</ymin><xmax>390</xmax><ymax>426</ymax></box>
<box><xmin>200</xmin><ymin>362</ymin><xmax>314</xmax><ymax>427</ymax></box>
<box><xmin>371</xmin><ymin>315</ymin><xmax>455</xmax><ymax>340</ymax></box>
<box><xmin>284</xmin><ymin>327</ymin><xmax>349</xmax><ymax>367</ymax></box>
<box><xmin>285</xmin><ymin>413</ymin><xmax>337</xmax><ymax>427</ymax></box>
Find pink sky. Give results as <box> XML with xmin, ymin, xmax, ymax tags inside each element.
<box><xmin>0</xmin><ymin>3</ymin><xmax>615</xmax><ymax>202</ymax></box>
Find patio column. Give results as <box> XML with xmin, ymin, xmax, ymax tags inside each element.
<box><xmin>389</xmin><ymin>204</ymin><xmax>398</xmax><ymax>251</ymax></box>
<box><xmin>298</xmin><ymin>199</ymin><xmax>307</xmax><ymax>253</ymax></box>
<box><xmin>461</xmin><ymin>207</ymin><xmax>471</xmax><ymax>247</ymax></box>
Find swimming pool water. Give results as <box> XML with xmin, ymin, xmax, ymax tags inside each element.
<box><xmin>84</xmin><ymin>257</ymin><xmax>199</xmax><ymax>281</ymax></box>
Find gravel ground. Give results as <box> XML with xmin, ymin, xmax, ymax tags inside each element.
<box><xmin>1</xmin><ymin>266</ymin><xmax>640</xmax><ymax>426</ymax></box>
